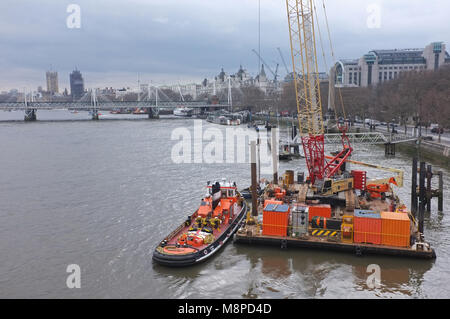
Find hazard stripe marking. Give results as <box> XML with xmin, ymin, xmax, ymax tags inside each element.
<box><xmin>311</xmin><ymin>230</ymin><xmax>339</xmax><ymax>237</ymax></box>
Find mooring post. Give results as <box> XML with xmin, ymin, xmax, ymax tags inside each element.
<box><xmin>91</xmin><ymin>109</ymin><xmax>99</xmax><ymax>120</ymax></box>
<box><xmin>418</xmin><ymin>162</ymin><xmax>426</xmax><ymax>234</ymax></box>
<box><xmin>411</xmin><ymin>157</ymin><xmax>418</xmax><ymax>218</ymax></box>
<box><xmin>438</xmin><ymin>171</ymin><xmax>444</xmax><ymax>213</ymax></box>
<box><xmin>24</xmin><ymin>109</ymin><xmax>37</xmax><ymax>121</ymax></box>
<box><xmin>148</xmin><ymin>108</ymin><xmax>160</xmax><ymax>119</ymax></box>
<box><xmin>426</xmin><ymin>165</ymin><xmax>433</xmax><ymax>213</ymax></box>
<box><xmin>271</xmin><ymin>129</ymin><xmax>279</xmax><ymax>184</ymax></box>
<box><xmin>384</xmin><ymin>142</ymin><xmax>395</xmax><ymax>157</ymax></box>
<box><xmin>250</xmin><ymin>141</ymin><xmax>258</xmax><ymax>217</ymax></box>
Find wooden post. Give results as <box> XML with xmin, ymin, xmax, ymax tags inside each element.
<box><xmin>271</xmin><ymin>129</ymin><xmax>279</xmax><ymax>184</ymax></box>
<box><xmin>426</xmin><ymin>165</ymin><xmax>433</xmax><ymax>213</ymax></box>
<box><xmin>250</xmin><ymin>141</ymin><xmax>258</xmax><ymax>217</ymax></box>
<box><xmin>411</xmin><ymin>157</ymin><xmax>418</xmax><ymax>218</ymax></box>
<box><xmin>418</xmin><ymin>162</ymin><xmax>426</xmax><ymax>234</ymax></box>
<box><xmin>438</xmin><ymin>171</ymin><xmax>444</xmax><ymax>213</ymax></box>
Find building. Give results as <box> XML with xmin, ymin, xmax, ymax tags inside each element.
<box><xmin>70</xmin><ymin>69</ymin><xmax>85</xmax><ymax>100</ymax></box>
<box><xmin>46</xmin><ymin>71</ymin><xmax>59</xmax><ymax>94</ymax></box>
<box><xmin>197</xmin><ymin>65</ymin><xmax>281</xmax><ymax>97</ymax></box>
<box><xmin>334</xmin><ymin>42</ymin><xmax>450</xmax><ymax>88</ymax></box>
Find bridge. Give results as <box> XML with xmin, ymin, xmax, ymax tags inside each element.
<box><xmin>0</xmin><ymin>101</ymin><xmax>229</xmax><ymax>110</ymax></box>
<box><xmin>0</xmin><ymin>89</ymin><xmax>230</xmax><ymax>121</ymax></box>
<box><xmin>280</xmin><ymin>131</ymin><xmax>418</xmax><ymax>158</ymax></box>
<box><xmin>0</xmin><ymin>101</ymin><xmax>230</xmax><ymax>121</ymax></box>
<box><xmin>323</xmin><ymin>132</ymin><xmax>417</xmax><ymax>145</ymax></box>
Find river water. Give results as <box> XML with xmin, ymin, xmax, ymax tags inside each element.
<box><xmin>0</xmin><ymin>111</ymin><xmax>449</xmax><ymax>299</ymax></box>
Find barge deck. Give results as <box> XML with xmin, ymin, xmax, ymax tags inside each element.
<box><xmin>234</xmin><ymin>225</ymin><xmax>436</xmax><ymax>260</ymax></box>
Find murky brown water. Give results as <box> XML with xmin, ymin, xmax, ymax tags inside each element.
<box><xmin>0</xmin><ymin>111</ymin><xmax>449</xmax><ymax>298</ymax></box>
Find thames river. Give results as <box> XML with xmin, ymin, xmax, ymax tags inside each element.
<box><xmin>0</xmin><ymin>110</ymin><xmax>449</xmax><ymax>298</ymax></box>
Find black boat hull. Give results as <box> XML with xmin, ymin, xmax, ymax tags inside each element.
<box><xmin>152</xmin><ymin>201</ymin><xmax>248</xmax><ymax>267</ymax></box>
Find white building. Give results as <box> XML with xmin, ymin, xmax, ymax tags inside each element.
<box><xmin>198</xmin><ymin>65</ymin><xmax>281</xmax><ymax>97</ymax></box>
<box><xmin>334</xmin><ymin>42</ymin><xmax>450</xmax><ymax>88</ymax></box>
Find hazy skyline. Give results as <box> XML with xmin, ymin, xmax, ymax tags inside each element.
<box><xmin>1</xmin><ymin>0</ymin><xmax>449</xmax><ymax>91</ymax></box>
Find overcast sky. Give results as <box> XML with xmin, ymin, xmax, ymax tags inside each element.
<box><xmin>1</xmin><ymin>0</ymin><xmax>449</xmax><ymax>91</ymax></box>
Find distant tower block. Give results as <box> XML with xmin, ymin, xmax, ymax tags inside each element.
<box><xmin>70</xmin><ymin>69</ymin><xmax>85</xmax><ymax>100</ymax></box>
<box><xmin>46</xmin><ymin>71</ymin><xmax>59</xmax><ymax>94</ymax></box>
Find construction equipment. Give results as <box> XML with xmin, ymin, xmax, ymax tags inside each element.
<box><xmin>278</xmin><ymin>47</ymin><xmax>295</xmax><ymax>82</ymax></box>
<box><xmin>321</xmin><ymin>177</ymin><xmax>354</xmax><ymax>196</ymax></box>
<box><xmin>327</xmin><ymin>156</ymin><xmax>405</xmax><ymax>188</ymax></box>
<box><xmin>251</xmin><ymin>49</ymin><xmax>279</xmax><ymax>82</ymax></box>
<box><xmin>277</xmin><ymin>47</ymin><xmax>291</xmax><ymax>75</ymax></box>
<box><xmin>366</xmin><ymin>177</ymin><xmax>398</xmax><ymax>201</ymax></box>
<box><xmin>286</xmin><ymin>0</ymin><xmax>352</xmax><ymax>187</ymax></box>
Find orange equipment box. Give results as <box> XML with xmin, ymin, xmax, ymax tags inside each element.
<box><xmin>262</xmin><ymin>203</ymin><xmax>290</xmax><ymax>237</ymax></box>
<box><xmin>308</xmin><ymin>204</ymin><xmax>331</xmax><ymax>221</ymax></box>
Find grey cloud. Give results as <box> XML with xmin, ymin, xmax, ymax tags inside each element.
<box><xmin>0</xmin><ymin>0</ymin><xmax>449</xmax><ymax>90</ymax></box>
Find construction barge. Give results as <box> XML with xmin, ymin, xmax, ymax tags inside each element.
<box><xmin>234</xmin><ymin>170</ymin><xmax>436</xmax><ymax>260</ymax></box>
<box><xmin>232</xmin><ymin>1</ymin><xmax>437</xmax><ymax>261</ymax></box>
<box><xmin>234</xmin><ymin>137</ymin><xmax>436</xmax><ymax>260</ymax></box>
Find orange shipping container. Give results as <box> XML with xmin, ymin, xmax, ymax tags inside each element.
<box><xmin>263</xmin><ymin>203</ymin><xmax>290</xmax><ymax>237</ymax></box>
<box><xmin>354</xmin><ymin>210</ymin><xmax>382</xmax><ymax>245</ymax></box>
<box><xmin>381</xmin><ymin>212</ymin><xmax>411</xmax><ymax>248</ymax></box>
<box><xmin>264</xmin><ymin>199</ymin><xmax>283</xmax><ymax>206</ymax></box>
<box><xmin>308</xmin><ymin>204</ymin><xmax>331</xmax><ymax>221</ymax></box>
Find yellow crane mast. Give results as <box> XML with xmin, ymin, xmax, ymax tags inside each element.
<box><xmin>286</xmin><ymin>0</ymin><xmax>353</xmax><ymax>187</ymax></box>
<box><xmin>286</xmin><ymin>0</ymin><xmax>324</xmax><ymax>137</ymax></box>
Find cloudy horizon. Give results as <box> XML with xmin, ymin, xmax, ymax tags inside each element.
<box><xmin>1</xmin><ymin>0</ymin><xmax>449</xmax><ymax>92</ymax></box>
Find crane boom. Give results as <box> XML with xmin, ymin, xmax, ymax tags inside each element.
<box><xmin>286</xmin><ymin>0</ymin><xmax>351</xmax><ymax>185</ymax></box>
<box><xmin>277</xmin><ymin>47</ymin><xmax>291</xmax><ymax>75</ymax></box>
<box><xmin>251</xmin><ymin>49</ymin><xmax>277</xmax><ymax>80</ymax></box>
<box><xmin>286</xmin><ymin>0</ymin><xmax>323</xmax><ymax>136</ymax></box>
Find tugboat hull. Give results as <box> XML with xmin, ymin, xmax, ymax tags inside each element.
<box><xmin>153</xmin><ymin>201</ymin><xmax>247</xmax><ymax>267</ymax></box>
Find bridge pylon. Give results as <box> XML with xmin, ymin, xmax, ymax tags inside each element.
<box><xmin>24</xmin><ymin>109</ymin><xmax>37</xmax><ymax>121</ymax></box>
<box><xmin>148</xmin><ymin>107</ymin><xmax>159</xmax><ymax>119</ymax></box>
<box><xmin>91</xmin><ymin>109</ymin><xmax>99</xmax><ymax>120</ymax></box>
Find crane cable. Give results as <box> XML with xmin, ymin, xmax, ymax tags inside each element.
<box><xmin>312</xmin><ymin>0</ymin><xmax>336</xmax><ymax>122</ymax></box>
<box><xmin>320</xmin><ymin>0</ymin><xmax>347</xmax><ymax>121</ymax></box>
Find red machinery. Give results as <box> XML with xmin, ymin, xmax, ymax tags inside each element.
<box><xmin>366</xmin><ymin>177</ymin><xmax>398</xmax><ymax>200</ymax></box>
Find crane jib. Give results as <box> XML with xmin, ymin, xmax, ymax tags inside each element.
<box><xmin>286</xmin><ymin>0</ymin><xmax>352</xmax><ymax>184</ymax></box>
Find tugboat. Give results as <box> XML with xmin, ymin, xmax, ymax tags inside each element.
<box><xmin>152</xmin><ymin>179</ymin><xmax>248</xmax><ymax>267</ymax></box>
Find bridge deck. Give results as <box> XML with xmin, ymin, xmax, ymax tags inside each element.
<box><xmin>0</xmin><ymin>101</ymin><xmax>229</xmax><ymax>110</ymax></box>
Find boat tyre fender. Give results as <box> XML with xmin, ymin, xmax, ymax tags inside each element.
<box><xmin>355</xmin><ymin>246</ymin><xmax>363</xmax><ymax>257</ymax></box>
<box><xmin>281</xmin><ymin>239</ymin><xmax>288</xmax><ymax>250</ymax></box>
